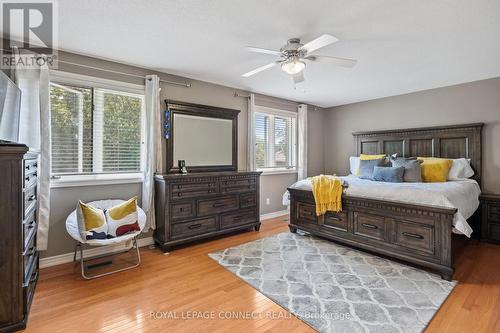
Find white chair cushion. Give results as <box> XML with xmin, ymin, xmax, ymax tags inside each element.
<box><xmin>66</xmin><ymin>199</ymin><xmax>147</xmax><ymax>246</ymax></box>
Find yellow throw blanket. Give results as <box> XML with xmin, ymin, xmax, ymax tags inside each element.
<box><xmin>311</xmin><ymin>175</ymin><xmax>342</xmax><ymax>216</ymax></box>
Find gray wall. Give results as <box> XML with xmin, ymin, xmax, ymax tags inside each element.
<box><xmin>42</xmin><ymin>51</ymin><xmax>324</xmax><ymax>258</ymax></box>
<box><xmin>324</xmin><ymin>77</ymin><xmax>500</xmax><ymax>193</ymax></box>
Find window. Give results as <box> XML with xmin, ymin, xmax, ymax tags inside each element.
<box><xmin>254</xmin><ymin>107</ymin><xmax>297</xmax><ymax>172</ymax></box>
<box><xmin>50</xmin><ymin>73</ymin><xmax>145</xmax><ymax>179</ymax></box>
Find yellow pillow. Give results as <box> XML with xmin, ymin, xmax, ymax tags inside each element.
<box><xmin>357</xmin><ymin>154</ymin><xmax>386</xmax><ymax>175</ymax></box>
<box><xmin>417</xmin><ymin>157</ymin><xmax>453</xmax><ymax>182</ymax></box>
<box><xmin>77</xmin><ymin>201</ymin><xmax>108</xmax><ymax>240</ymax></box>
<box><xmin>105</xmin><ymin>197</ymin><xmax>140</xmax><ymax>237</ymax></box>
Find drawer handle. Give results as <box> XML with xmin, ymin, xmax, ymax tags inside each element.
<box><xmin>27</xmin><ymin>220</ymin><xmax>36</xmax><ymax>229</ymax></box>
<box><xmin>212</xmin><ymin>202</ymin><xmax>226</xmax><ymax>208</ymax></box>
<box><xmin>25</xmin><ymin>176</ymin><xmax>30</xmax><ymax>182</ymax></box>
<box><xmin>402</xmin><ymin>232</ymin><xmax>424</xmax><ymax>239</ymax></box>
<box><xmin>188</xmin><ymin>223</ymin><xmax>202</xmax><ymax>230</ymax></box>
<box><xmin>26</xmin><ymin>165</ymin><xmax>30</xmax><ymax>170</ymax></box>
<box><xmin>179</xmin><ymin>207</ymin><xmax>184</xmax><ymax>212</ymax></box>
<box><xmin>327</xmin><ymin>215</ymin><xmax>340</xmax><ymax>221</ymax></box>
<box><xmin>28</xmin><ymin>194</ymin><xmax>36</xmax><ymax>201</ymax></box>
<box><xmin>24</xmin><ymin>246</ymin><xmax>36</xmax><ymax>257</ymax></box>
<box><xmin>362</xmin><ymin>223</ymin><xmax>378</xmax><ymax>230</ymax></box>
<box><xmin>177</xmin><ymin>193</ymin><xmax>182</xmax><ymax>197</ymax></box>
<box><xmin>232</xmin><ymin>215</ymin><xmax>243</xmax><ymax>220</ymax></box>
<box><xmin>302</xmin><ymin>210</ymin><xmax>313</xmax><ymax>216</ymax></box>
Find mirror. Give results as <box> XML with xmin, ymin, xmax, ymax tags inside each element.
<box><xmin>173</xmin><ymin>114</ymin><xmax>233</xmax><ymax>166</ymax></box>
<box><xmin>165</xmin><ymin>100</ymin><xmax>239</xmax><ymax>173</ymax></box>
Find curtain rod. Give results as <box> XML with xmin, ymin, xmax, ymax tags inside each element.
<box><xmin>1</xmin><ymin>47</ymin><xmax>191</xmax><ymax>88</ymax></box>
<box><xmin>57</xmin><ymin>60</ymin><xmax>191</xmax><ymax>88</ymax></box>
<box><xmin>233</xmin><ymin>92</ymin><xmax>250</xmax><ymax>99</ymax></box>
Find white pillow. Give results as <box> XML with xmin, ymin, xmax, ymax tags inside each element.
<box><xmin>349</xmin><ymin>156</ymin><xmax>360</xmax><ymax>176</ymax></box>
<box><xmin>448</xmin><ymin>158</ymin><xmax>474</xmax><ymax>180</ymax></box>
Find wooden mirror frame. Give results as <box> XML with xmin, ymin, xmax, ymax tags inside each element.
<box><xmin>165</xmin><ymin>100</ymin><xmax>240</xmax><ymax>173</ymax></box>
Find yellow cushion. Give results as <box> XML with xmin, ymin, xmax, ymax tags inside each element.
<box><xmin>417</xmin><ymin>157</ymin><xmax>453</xmax><ymax>182</ymax></box>
<box><xmin>357</xmin><ymin>154</ymin><xmax>386</xmax><ymax>175</ymax></box>
<box><xmin>105</xmin><ymin>197</ymin><xmax>140</xmax><ymax>237</ymax></box>
<box><xmin>360</xmin><ymin>154</ymin><xmax>386</xmax><ymax>160</ymax></box>
<box><xmin>77</xmin><ymin>201</ymin><xmax>107</xmax><ymax>240</ymax></box>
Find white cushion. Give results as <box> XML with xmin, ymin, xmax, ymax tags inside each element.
<box><xmin>448</xmin><ymin>158</ymin><xmax>475</xmax><ymax>180</ymax></box>
<box><xmin>349</xmin><ymin>156</ymin><xmax>360</xmax><ymax>176</ymax></box>
<box><xmin>66</xmin><ymin>199</ymin><xmax>147</xmax><ymax>246</ymax></box>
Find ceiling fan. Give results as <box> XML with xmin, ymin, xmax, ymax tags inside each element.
<box><xmin>242</xmin><ymin>34</ymin><xmax>357</xmax><ymax>84</ymax></box>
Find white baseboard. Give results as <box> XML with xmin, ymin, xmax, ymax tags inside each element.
<box><xmin>39</xmin><ymin>237</ymin><xmax>154</xmax><ymax>269</ymax></box>
<box><xmin>41</xmin><ymin>210</ymin><xmax>289</xmax><ymax>269</ymax></box>
<box><xmin>260</xmin><ymin>210</ymin><xmax>289</xmax><ymax>221</ymax></box>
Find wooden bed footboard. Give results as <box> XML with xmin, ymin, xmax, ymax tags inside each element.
<box><xmin>288</xmin><ymin>188</ymin><xmax>457</xmax><ymax>280</ymax></box>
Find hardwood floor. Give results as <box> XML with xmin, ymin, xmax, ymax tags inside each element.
<box><xmin>27</xmin><ymin>217</ymin><xmax>499</xmax><ymax>333</ymax></box>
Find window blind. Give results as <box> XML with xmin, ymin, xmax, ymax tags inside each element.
<box><xmin>254</xmin><ymin>110</ymin><xmax>296</xmax><ymax>170</ymax></box>
<box><xmin>50</xmin><ymin>83</ymin><xmax>144</xmax><ymax>175</ymax></box>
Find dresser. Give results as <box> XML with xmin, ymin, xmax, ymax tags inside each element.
<box><xmin>0</xmin><ymin>142</ymin><xmax>39</xmax><ymax>332</ymax></box>
<box><xmin>154</xmin><ymin>171</ymin><xmax>261</xmax><ymax>252</ymax></box>
<box><xmin>480</xmin><ymin>194</ymin><xmax>500</xmax><ymax>244</ymax></box>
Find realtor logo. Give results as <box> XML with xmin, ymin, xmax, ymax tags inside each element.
<box><xmin>1</xmin><ymin>0</ymin><xmax>58</xmax><ymax>68</ymax></box>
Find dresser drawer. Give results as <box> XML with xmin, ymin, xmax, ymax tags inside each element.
<box><xmin>23</xmin><ymin>165</ymin><xmax>38</xmax><ymax>189</ymax></box>
<box><xmin>171</xmin><ymin>182</ymin><xmax>217</xmax><ymax>200</ymax></box>
<box><xmin>487</xmin><ymin>223</ymin><xmax>500</xmax><ymax>242</ymax></box>
<box><xmin>23</xmin><ymin>211</ymin><xmax>37</xmax><ymax>252</ymax></box>
<box><xmin>297</xmin><ymin>202</ymin><xmax>317</xmax><ymax>223</ymax></box>
<box><xmin>171</xmin><ymin>217</ymin><xmax>217</xmax><ymax>240</ymax></box>
<box><xmin>220</xmin><ymin>209</ymin><xmax>258</xmax><ymax>229</ymax></box>
<box><xmin>240</xmin><ymin>193</ymin><xmax>257</xmax><ymax>208</ymax></box>
<box><xmin>172</xmin><ymin>182</ymin><xmax>217</xmax><ymax>193</ymax></box>
<box><xmin>394</xmin><ymin>221</ymin><xmax>435</xmax><ymax>255</ymax></box>
<box><xmin>23</xmin><ymin>268</ymin><xmax>38</xmax><ymax>313</ymax></box>
<box><xmin>23</xmin><ymin>185</ymin><xmax>37</xmax><ymax>219</ymax></box>
<box><xmin>322</xmin><ymin>211</ymin><xmax>348</xmax><ymax>232</ymax></box>
<box><xmin>198</xmin><ymin>196</ymin><xmax>238</xmax><ymax>216</ymax></box>
<box><xmin>353</xmin><ymin>212</ymin><xmax>388</xmax><ymax>241</ymax></box>
<box><xmin>170</xmin><ymin>202</ymin><xmax>195</xmax><ymax>221</ymax></box>
<box><xmin>23</xmin><ymin>158</ymin><xmax>38</xmax><ymax>176</ymax></box>
<box><xmin>488</xmin><ymin>204</ymin><xmax>500</xmax><ymax>222</ymax></box>
<box><xmin>23</xmin><ymin>236</ymin><xmax>37</xmax><ymax>283</ymax></box>
<box><xmin>221</xmin><ymin>177</ymin><xmax>256</xmax><ymax>194</ymax></box>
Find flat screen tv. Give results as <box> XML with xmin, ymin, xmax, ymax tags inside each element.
<box><xmin>0</xmin><ymin>71</ymin><xmax>21</xmax><ymax>143</ymax></box>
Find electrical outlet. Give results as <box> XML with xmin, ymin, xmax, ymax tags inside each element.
<box><xmin>266</xmin><ymin>198</ymin><xmax>270</xmax><ymax>205</ymax></box>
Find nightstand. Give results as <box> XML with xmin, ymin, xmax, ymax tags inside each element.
<box><xmin>480</xmin><ymin>194</ymin><xmax>500</xmax><ymax>243</ymax></box>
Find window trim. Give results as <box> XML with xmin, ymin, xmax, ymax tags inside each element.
<box><xmin>253</xmin><ymin>105</ymin><xmax>298</xmax><ymax>174</ymax></box>
<box><xmin>49</xmin><ymin>70</ymin><xmax>146</xmax><ymax>185</ymax></box>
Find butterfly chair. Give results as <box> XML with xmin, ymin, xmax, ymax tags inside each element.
<box><xmin>65</xmin><ymin>199</ymin><xmax>146</xmax><ymax>280</ymax></box>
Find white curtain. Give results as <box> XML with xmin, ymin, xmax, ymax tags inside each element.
<box><xmin>143</xmin><ymin>74</ymin><xmax>162</xmax><ymax>230</ymax></box>
<box><xmin>246</xmin><ymin>93</ymin><xmax>256</xmax><ymax>171</ymax></box>
<box><xmin>13</xmin><ymin>53</ymin><xmax>51</xmax><ymax>250</ymax></box>
<box><xmin>297</xmin><ymin>104</ymin><xmax>308</xmax><ymax>180</ymax></box>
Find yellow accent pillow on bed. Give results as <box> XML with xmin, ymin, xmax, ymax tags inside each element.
<box><xmin>417</xmin><ymin>157</ymin><xmax>453</xmax><ymax>182</ymax></box>
<box><xmin>357</xmin><ymin>154</ymin><xmax>386</xmax><ymax>175</ymax></box>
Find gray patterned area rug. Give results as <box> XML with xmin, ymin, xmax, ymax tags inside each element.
<box><xmin>208</xmin><ymin>232</ymin><xmax>456</xmax><ymax>333</ymax></box>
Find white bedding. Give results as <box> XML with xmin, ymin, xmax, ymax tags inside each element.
<box><xmin>283</xmin><ymin>175</ymin><xmax>481</xmax><ymax>237</ymax></box>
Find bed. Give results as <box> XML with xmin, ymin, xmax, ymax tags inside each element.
<box><xmin>287</xmin><ymin>123</ymin><xmax>483</xmax><ymax>280</ymax></box>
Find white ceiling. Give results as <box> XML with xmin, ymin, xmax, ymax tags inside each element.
<box><xmin>54</xmin><ymin>1</ymin><xmax>500</xmax><ymax>106</ymax></box>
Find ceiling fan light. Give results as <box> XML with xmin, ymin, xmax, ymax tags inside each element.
<box><xmin>281</xmin><ymin>58</ymin><xmax>305</xmax><ymax>75</ymax></box>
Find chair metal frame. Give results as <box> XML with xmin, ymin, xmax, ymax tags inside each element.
<box><xmin>73</xmin><ymin>236</ymin><xmax>141</xmax><ymax>280</ymax></box>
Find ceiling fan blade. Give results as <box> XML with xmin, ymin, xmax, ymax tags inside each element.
<box><xmin>309</xmin><ymin>55</ymin><xmax>357</xmax><ymax>68</ymax></box>
<box><xmin>292</xmin><ymin>72</ymin><xmax>305</xmax><ymax>84</ymax></box>
<box><xmin>246</xmin><ymin>47</ymin><xmax>282</xmax><ymax>56</ymax></box>
<box><xmin>242</xmin><ymin>62</ymin><xmax>279</xmax><ymax>77</ymax></box>
<box><xmin>299</xmin><ymin>34</ymin><xmax>339</xmax><ymax>54</ymax></box>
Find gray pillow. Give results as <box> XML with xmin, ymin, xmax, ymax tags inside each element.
<box><xmin>391</xmin><ymin>158</ymin><xmax>423</xmax><ymax>182</ymax></box>
<box><xmin>372</xmin><ymin>166</ymin><xmax>405</xmax><ymax>183</ymax></box>
<box><xmin>359</xmin><ymin>158</ymin><xmax>386</xmax><ymax>180</ymax></box>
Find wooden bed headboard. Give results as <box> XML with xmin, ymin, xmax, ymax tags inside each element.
<box><xmin>353</xmin><ymin>123</ymin><xmax>483</xmax><ymax>185</ymax></box>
